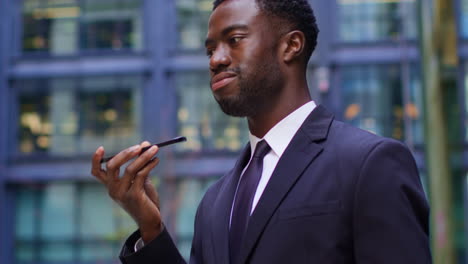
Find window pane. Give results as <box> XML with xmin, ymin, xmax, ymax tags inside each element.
<box><xmin>39</xmin><ymin>242</ymin><xmax>74</xmax><ymax>262</ymax></box>
<box><xmin>174</xmin><ymin>72</ymin><xmax>249</xmax><ymax>152</ymax></box>
<box><xmin>159</xmin><ymin>178</ymin><xmax>217</xmax><ymax>260</ymax></box>
<box><xmin>16</xmin><ymin>75</ymin><xmax>142</xmax><ymax>155</ymax></box>
<box><xmin>18</xmin><ymin>79</ymin><xmax>52</xmax><ymax>154</ymax></box>
<box><xmin>39</xmin><ymin>183</ymin><xmax>76</xmax><ymax>239</ymax></box>
<box><xmin>22</xmin><ymin>0</ymin><xmax>79</xmax><ymax>54</ymax></box>
<box><xmin>78</xmin><ymin>243</ymin><xmax>116</xmax><ymax>261</ymax></box>
<box><xmin>81</xmin><ymin>0</ymin><xmax>143</xmax><ymax>51</ymax></box>
<box><xmin>15</xmin><ymin>186</ymin><xmax>37</xmax><ymax>240</ymax></box>
<box><xmin>79</xmin><ymin>184</ymin><xmax>116</xmax><ymax>239</ymax></box>
<box><xmin>462</xmin><ymin>0</ymin><xmax>468</xmax><ymax>37</ymax></box>
<box><xmin>464</xmin><ymin>62</ymin><xmax>468</xmax><ymax>141</ymax></box>
<box><xmin>340</xmin><ymin>65</ymin><xmax>405</xmax><ymax>139</ymax></box>
<box><xmin>14</xmin><ymin>182</ymin><xmax>137</xmax><ymax>263</ymax></box>
<box><xmin>176</xmin><ymin>0</ymin><xmax>212</xmax><ymax>50</ymax></box>
<box><xmin>15</xmin><ymin>242</ymin><xmax>35</xmax><ymax>263</ymax></box>
<box><xmin>337</xmin><ymin>0</ymin><xmax>417</xmax><ymax>42</ymax></box>
<box><xmin>408</xmin><ymin>67</ymin><xmax>424</xmax><ymax>144</ymax></box>
<box><xmin>22</xmin><ymin>0</ymin><xmax>142</xmax><ymax>54</ymax></box>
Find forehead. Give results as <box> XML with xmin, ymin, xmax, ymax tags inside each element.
<box><xmin>208</xmin><ymin>0</ymin><xmax>261</xmax><ymax>34</ymax></box>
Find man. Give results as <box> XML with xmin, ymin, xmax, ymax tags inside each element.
<box><xmin>91</xmin><ymin>0</ymin><xmax>432</xmax><ymax>263</ymax></box>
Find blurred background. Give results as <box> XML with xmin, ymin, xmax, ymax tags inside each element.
<box><xmin>0</xmin><ymin>0</ymin><xmax>465</xmax><ymax>263</ymax></box>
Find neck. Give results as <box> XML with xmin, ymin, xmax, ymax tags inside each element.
<box><xmin>247</xmin><ymin>77</ymin><xmax>311</xmax><ymax>138</ymax></box>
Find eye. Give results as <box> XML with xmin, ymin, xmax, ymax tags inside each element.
<box><xmin>206</xmin><ymin>49</ymin><xmax>213</xmax><ymax>58</ymax></box>
<box><xmin>229</xmin><ymin>36</ymin><xmax>243</xmax><ymax>45</ymax></box>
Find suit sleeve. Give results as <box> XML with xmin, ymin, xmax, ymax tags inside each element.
<box><xmin>119</xmin><ymin>199</ymin><xmax>206</xmax><ymax>264</ymax></box>
<box><xmin>353</xmin><ymin>140</ymin><xmax>432</xmax><ymax>263</ymax></box>
<box><xmin>119</xmin><ymin>227</ymin><xmax>186</xmax><ymax>264</ymax></box>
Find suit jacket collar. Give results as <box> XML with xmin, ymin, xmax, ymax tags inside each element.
<box><xmin>210</xmin><ymin>105</ymin><xmax>334</xmax><ymax>264</ymax></box>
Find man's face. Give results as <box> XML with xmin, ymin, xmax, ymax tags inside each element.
<box><xmin>205</xmin><ymin>0</ymin><xmax>283</xmax><ymax>117</ymax></box>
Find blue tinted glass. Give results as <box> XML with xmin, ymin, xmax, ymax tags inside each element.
<box><xmin>176</xmin><ymin>0</ymin><xmax>212</xmax><ymax>50</ymax></box>
<box><xmin>462</xmin><ymin>0</ymin><xmax>468</xmax><ymax>37</ymax></box>
<box><xmin>15</xmin><ymin>187</ymin><xmax>36</xmax><ymax>240</ymax></box>
<box><xmin>157</xmin><ymin>178</ymin><xmax>217</xmax><ymax>260</ymax></box>
<box><xmin>340</xmin><ymin>65</ymin><xmax>423</xmax><ymax>144</ymax></box>
<box><xmin>338</xmin><ymin>0</ymin><xmax>417</xmax><ymax>42</ymax></box>
<box><xmin>16</xmin><ymin>75</ymin><xmax>142</xmax><ymax>155</ymax></box>
<box><xmin>39</xmin><ymin>183</ymin><xmax>76</xmax><ymax>239</ymax></box>
<box><xmin>22</xmin><ymin>0</ymin><xmax>142</xmax><ymax>54</ymax></box>
<box><xmin>79</xmin><ymin>184</ymin><xmax>116</xmax><ymax>238</ymax></box>
<box><xmin>39</xmin><ymin>242</ymin><xmax>74</xmax><ymax>262</ymax></box>
<box><xmin>174</xmin><ymin>72</ymin><xmax>249</xmax><ymax>152</ymax></box>
<box><xmin>78</xmin><ymin>243</ymin><xmax>116</xmax><ymax>261</ymax></box>
<box><xmin>15</xmin><ymin>242</ymin><xmax>35</xmax><ymax>262</ymax></box>
<box><xmin>341</xmin><ymin>65</ymin><xmax>404</xmax><ymax>139</ymax></box>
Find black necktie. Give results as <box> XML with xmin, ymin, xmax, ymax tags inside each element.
<box><xmin>229</xmin><ymin>140</ymin><xmax>271</xmax><ymax>264</ymax></box>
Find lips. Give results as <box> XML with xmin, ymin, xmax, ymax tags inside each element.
<box><xmin>211</xmin><ymin>72</ymin><xmax>237</xmax><ymax>91</ymax></box>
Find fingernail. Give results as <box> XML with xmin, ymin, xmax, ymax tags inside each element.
<box><xmin>96</xmin><ymin>146</ymin><xmax>103</xmax><ymax>153</ymax></box>
<box><xmin>150</xmin><ymin>146</ymin><xmax>158</xmax><ymax>153</ymax></box>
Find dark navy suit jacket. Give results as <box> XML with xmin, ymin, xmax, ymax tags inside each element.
<box><xmin>119</xmin><ymin>105</ymin><xmax>431</xmax><ymax>264</ymax></box>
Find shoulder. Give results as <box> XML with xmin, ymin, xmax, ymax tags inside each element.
<box><xmin>327</xmin><ymin>119</ymin><xmax>410</xmax><ymax>157</ymax></box>
<box><xmin>316</xmin><ymin>119</ymin><xmax>416</xmax><ymax>181</ymax></box>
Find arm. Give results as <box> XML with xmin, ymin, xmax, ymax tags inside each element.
<box><xmin>353</xmin><ymin>140</ymin><xmax>432</xmax><ymax>263</ymax></box>
<box><xmin>119</xmin><ymin>199</ymin><xmax>206</xmax><ymax>264</ymax></box>
<box><xmin>91</xmin><ymin>142</ymin><xmax>186</xmax><ymax>264</ymax></box>
<box><xmin>119</xmin><ymin>227</ymin><xmax>186</xmax><ymax>264</ymax></box>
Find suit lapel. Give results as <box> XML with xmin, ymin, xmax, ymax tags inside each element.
<box><xmin>210</xmin><ymin>144</ymin><xmax>251</xmax><ymax>264</ymax></box>
<box><xmin>238</xmin><ymin>105</ymin><xmax>334</xmax><ymax>264</ymax></box>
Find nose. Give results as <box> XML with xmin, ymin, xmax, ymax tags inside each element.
<box><xmin>209</xmin><ymin>45</ymin><xmax>231</xmax><ymax>73</ymax></box>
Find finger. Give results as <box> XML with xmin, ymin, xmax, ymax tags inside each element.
<box><xmin>132</xmin><ymin>157</ymin><xmax>160</xmax><ymax>191</ymax></box>
<box><xmin>106</xmin><ymin>144</ymin><xmax>142</xmax><ymax>181</ymax></box>
<box><xmin>144</xmin><ymin>176</ymin><xmax>160</xmax><ymax>208</ymax></box>
<box><xmin>91</xmin><ymin>147</ymin><xmax>107</xmax><ymax>183</ymax></box>
<box><xmin>120</xmin><ymin>146</ymin><xmax>159</xmax><ymax>191</ymax></box>
<box><xmin>140</xmin><ymin>141</ymin><xmax>151</xmax><ymax>148</ymax></box>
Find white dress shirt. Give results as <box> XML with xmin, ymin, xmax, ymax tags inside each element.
<box><xmin>230</xmin><ymin>101</ymin><xmax>316</xmax><ymax>225</ymax></box>
<box><xmin>136</xmin><ymin>101</ymin><xmax>316</xmax><ymax>250</ymax></box>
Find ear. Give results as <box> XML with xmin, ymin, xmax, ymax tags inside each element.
<box><xmin>280</xmin><ymin>30</ymin><xmax>306</xmax><ymax>64</ymax></box>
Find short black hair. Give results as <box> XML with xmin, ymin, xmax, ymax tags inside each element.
<box><xmin>212</xmin><ymin>0</ymin><xmax>319</xmax><ymax>64</ymax></box>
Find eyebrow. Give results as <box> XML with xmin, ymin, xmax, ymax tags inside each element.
<box><xmin>205</xmin><ymin>24</ymin><xmax>249</xmax><ymax>47</ymax></box>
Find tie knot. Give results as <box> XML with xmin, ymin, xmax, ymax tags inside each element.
<box><xmin>252</xmin><ymin>140</ymin><xmax>271</xmax><ymax>158</ymax></box>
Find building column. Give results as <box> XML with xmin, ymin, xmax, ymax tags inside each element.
<box><xmin>418</xmin><ymin>0</ymin><xmax>458</xmax><ymax>262</ymax></box>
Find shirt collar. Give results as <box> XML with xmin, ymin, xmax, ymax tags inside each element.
<box><xmin>248</xmin><ymin>101</ymin><xmax>317</xmax><ymax>158</ymax></box>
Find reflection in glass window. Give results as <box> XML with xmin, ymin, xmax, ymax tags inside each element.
<box><xmin>16</xmin><ymin>75</ymin><xmax>142</xmax><ymax>155</ymax></box>
<box><xmin>176</xmin><ymin>0</ymin><xmax>212</xmax><ymax>50</ymax></box>
<box><xmin>22</xmin><ymin>0</ymin><xmax>142</xmax><ymax>54</ymax></box>
<box><xmin>14</xmin><ymin>183</ymin><xmax>137</xmax><ymax>263</ymax></box>
<box><xmin>158</xmin><ymin>178</ymin><xmax>217</xmax><ymax>260</ymax></box>
<box><xmin>340</xmin><ymin>65</ymin><xmax>423</xmax><ymax>143</ymax></box>
<box><xmin>408</xmin><ymin>67</ymin><xmax>424</xmax><ymax>144</ymax></box>
<box><xmin>337</xmin><ymin>0</ymin><xmax>417</xmax><ymax>42</ymax></box>
<box><xmin>18</xmin><ymin>80</ymin><xmax>52</xmax><ymax>153</ymax></box>
<box><xmin>174</xmin><ymin>72</ymin><xmax>249</xmax><ymax>152</ymax></box>
<box><xmin>22</xmin><ymin>0</ymin><xmax>79</xmax><ymax>54</ymax></box>
<box><xmin>81</xmin><ymin>0</ymin><xmax>143</xmax><ymax>50</ymax></box>
<box><xmin>462</xmin><ymin>0</ymin><xmax>468</xmax><ymax>37</ymax></box>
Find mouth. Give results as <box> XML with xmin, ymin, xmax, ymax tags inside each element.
<box><xmin>211</xmin><ymin>72</ymin><xmax>237</xmax><ymax>92</ymax></box>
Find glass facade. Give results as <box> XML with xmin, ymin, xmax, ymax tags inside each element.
<box><xmin>158</xmin><ymin>177</ymin><xmax>218</xmax><ymax>259</ymax></box>
<box><xmin>462</xmin><ymin>0</ymin><xmax>468</xmax><ymax>37</ymax></box>
<box><xmin>337</xmin><ymin>0</ymin><xmax>417</xmax><ymax>42</ymax></box>
<box><xmin>14</xmin><ymin>183</ymin><xmax>137</xmax><ymax>264</ymax></box>
<box><xmin>0</xmin><ymin>0</ymin><xmax>465</xmax><ymax>263</ymax></box>
<box><xmin>339</xmin><ymin>65</ymin><xmax>423</xmax><ymax>142</ymax></box>
<box><xmin>22</xmin><ymin>0</ymin><xmax>142</xmax><ymax>55</ymax></box>
<box><xmin>174</xmin><ymin>72</ymin><xmax>249</xmax><ymax>152</ymax></box>
<box><xmin>176</xmin><ymin>0</ymin><xmax>212</xmax><ymax>51</ymax></box>
<box><xmin>16</xmin><ymin>75</ymin><xmax>142</xmax><ymax>156</ymax></box>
